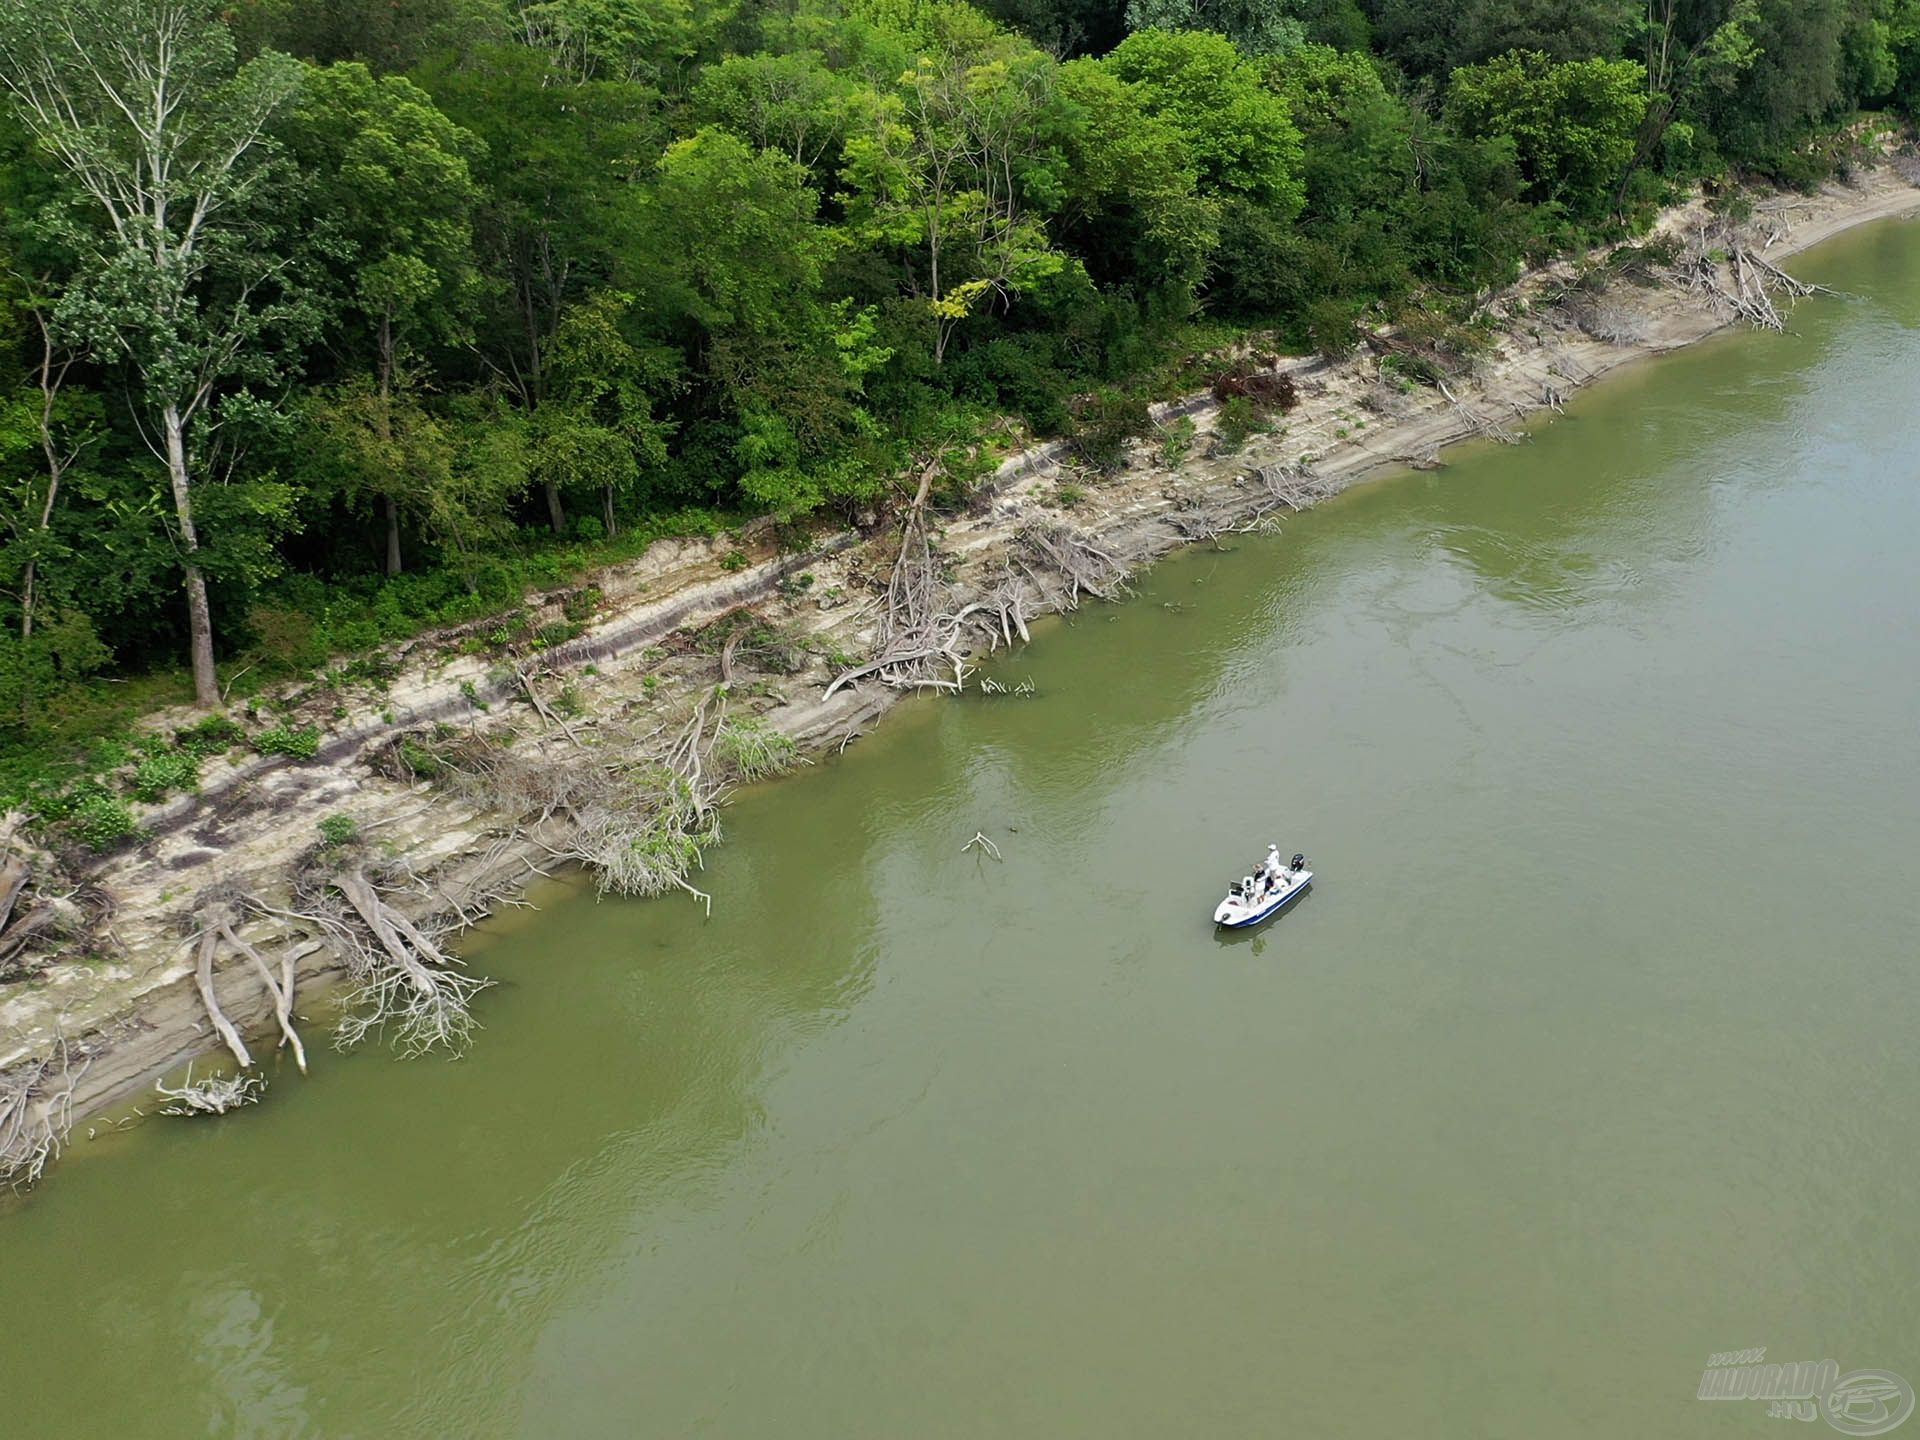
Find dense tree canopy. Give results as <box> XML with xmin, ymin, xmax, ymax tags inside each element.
<box><xmin>0</xmin><ymin>0</ymin><xmax>1914</xmax><ymax>765</ymax></box>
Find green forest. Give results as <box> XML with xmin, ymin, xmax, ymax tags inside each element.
<box><xmin>1</xmin><ymin>0</ymin><xmax>1917</xmax><ymax>795</ymax></box>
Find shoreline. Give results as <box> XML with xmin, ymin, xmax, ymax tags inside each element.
<box><xmin>4</xmin><ymin>169</ymin><xmax>1916</xmax><ymax>1185</ymax></box>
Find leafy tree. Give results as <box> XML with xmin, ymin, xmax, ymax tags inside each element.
<box><xmin>974</xmin><ymin>0</ymin><xmax>1132</xmax><ymax>55</ymax></box>
<box><xmin>281</xmin><ymin>63</ymin><xmax>486</xmax><ymax>572</ymax></box>
<box><xmin>1124</xmin><ymin>0</ymin><xmax>1307</xmax><ymax>55</ymax></box>
<box><xmin>534</xmin><ymin>289</ymin><xmax>677</xmax><ymax>534</ymax></box>
<box><xmin>1682</xmin><ymin>0</ymin><xmax>1874</xmax><ymax>161</ymax></box>
<box><xmin>229</xmin><ymin>0</ymin><xmax>510</xmax><ymax>71</ymax></box>
<box><xmin>648</xmin><ymin>128</ymin><xmax>884</xmax><ymax>514</ymax></box>
<box><xmin>0</xmin><ymin>0</ymin><xmax>318</xmax><ymax>706</ymax></box>
<box><xmin>842</xmin><ymin>13</ymin><xmax>1071</xmax><ymax>363</ymax></box>
<box><xmin>419</xmin><ymin>41</ymin><xmax>660</xmax><ymax>532</ymax></box>
<box><xmin>1447</xmin><ymin>50</ymin><xmax>1648</xmax><ymax>219</ymax></box>
<box><xmin>1054</xmin><ymin>58</ymin><xmax>1216</xmax><ymax>292</ymax></box>
<box><xmin>516</xmin><ymin>0</ymin><xmax>720</xmax><ymax>89</ymax></box>
<box><xmin>1617</xmin><ymin>0</ymin><xmax>1761</xmax><ymax>196</ymax></box>
<box><xmin>1451</xmin><ymin>0</ymin><xmax>1636</xmax><ymax>67</ymax></box>
<box><xmin>1267</xmin><ymin>43</ymin><xmax>1412</xmax><ymax>217</ymax></box>
<box><xmin>1104</xmin><ymin>28</ymin><xmax>1305</xmax><ymax>216</ymax></box>
<box><xmin>689</xmin><ymin>49</ymin><xmax>872</xmax><ymax>185</ymax></box>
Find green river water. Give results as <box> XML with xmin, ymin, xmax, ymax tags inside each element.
<box><xmin>5</xmin><ymin>220</ymin><xmax>1920</xmax><ymax>1439</ymax></box>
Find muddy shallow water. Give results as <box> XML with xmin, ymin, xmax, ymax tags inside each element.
<box><xmin>4</xmin><ymin>220</ymin><xmax>1919</xmax><ymax>1439</ymax></box>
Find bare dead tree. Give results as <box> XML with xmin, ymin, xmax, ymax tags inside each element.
<box><xmin>1679</xmin><ymin>221</ymin><xmax>1831</xmax><ymax>331</ymax></box>
<box><xmin>823</xmin><ymin>451</ymin><xmax>1052</xmax><ymax>700</ymax></box>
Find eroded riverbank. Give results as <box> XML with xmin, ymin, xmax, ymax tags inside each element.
<box><xmin>3</xmin><ymin>168</ymin><xmax>1917</xmax><ymax>1177</ymax></box>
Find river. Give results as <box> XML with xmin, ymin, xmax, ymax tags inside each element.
<box><xmin>4</xmin><ymin>220</ymin><xmax>1920</xmax><ymax>1439</ymax></box>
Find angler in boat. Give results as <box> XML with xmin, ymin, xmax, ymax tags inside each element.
<box><xmin>1213</xmin><ymin>845</ymin><xmax>1312</xmax><ymax>929</ymax></box>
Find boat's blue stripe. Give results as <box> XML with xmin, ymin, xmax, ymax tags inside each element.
<box><xmin>1219</xmin><ymin>880</ymin><xmax>1310</xmax><ymax>928</ymax></box>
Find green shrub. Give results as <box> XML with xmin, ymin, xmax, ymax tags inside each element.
<box><xmin>1305</xmin><ymin>297</ymin><xmax>1363</xmax><ymax>359</ymax></box>
<box><xmin>1213</xmin><ymin>396</ymin><xmax>1267</xmax><ymax>453</ymax></box>
<box><xmin>317</xmin><ymin>813</ymin><xmax>358</xmax><ymax>847</ymax></box>
<box><xmin>175</xmin><ymin>714</ymin><xmax>241</xmax><ymax>758</ymax></box>
<box><xmin>397</xmin><ymin>737</ymin><xmax>446</xmax><ymax>779</ymax></box>
<box><xmin>1158</xmin><ymin>416</ymin><xmax>1197</xmax><ymax>467</ymax></box>
<box><xmin>1069</xmin><ymin>389</ymin><xmax>1151</xmax><ymax>473</ymax></box>
<box><xmin>129</xmin><ymin>747</ymin><xmax>200</xmax><ymax>803</ymax></box>
<box><xmin>254</xmin><ymin>724</ymin><xmax>322</xmax><ymax>760</ymax></box>
<box><xmin>715</xmin><ymin>717</ymin><xmax>798</xmax><ymax>782</ymax></box>
<box><xmin>70</xmin><ymin>789</ymin><xmax>137</xmax><ymax>851</ymax></box>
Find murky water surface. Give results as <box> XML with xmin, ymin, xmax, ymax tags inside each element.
<box><xmin>5</xmin><ymin>221</ymin><xmax>1920</xmax><ymax>1438</ymax></box>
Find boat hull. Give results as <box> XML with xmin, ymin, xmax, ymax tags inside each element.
<box><xmin>1213</xmin><ymin>872</ymin><xmax>1312</xmax><ymax>928</ymax></box>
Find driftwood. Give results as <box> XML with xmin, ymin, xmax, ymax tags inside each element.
<box><xmin>155</xmin><ymin>1063</ymin><xmax>263</xmax><ymax>1116</ymax></box>
<box><xmin>1252</xmin><ymin>461</ymin><xmax>1332</xmax><ymax>510</ymax></box>
<box><xmin>1436</xmin><ymin>378</ymin><xmax>1521</xmax><ymax>445</ymax></box>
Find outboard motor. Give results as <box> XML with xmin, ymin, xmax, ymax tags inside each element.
<box><xmin>1290</xmin><ymin>853</ymin><xmax>1306</xmax><ymax>872</ymax></box>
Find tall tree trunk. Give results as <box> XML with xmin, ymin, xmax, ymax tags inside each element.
<box><xmin>602</xmin><ymin>484</ymin><xmax>617</xmax><ymax>538</ymax></box>
<box><xmin>162</xmin><ymin>403</ymin><xmax>220</xmax><ymax>708</ymax></box>
<box><xmin>378</xmin><ymin>314</ymin><xmax>403</xmax><ymax>576</ymax></box>
<box><xmin>384</xmin><ymin>493</ymin><xmax>403</xmax><ymax>576</ymax></box>
<box><xmin>516</xmin><ymin>272</ymin><xmax>566</xmax><ymax>535</ymax></box>
<box><xmin>22</xmin><ymin>308</ymin><xmax>73</xmax><ymax>642</ymax></box>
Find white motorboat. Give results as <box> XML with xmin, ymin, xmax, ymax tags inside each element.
<box><xmin>1213</xmin><ymin>845</ymin><xmax>1312</xmax><ymax>928</ymax></box>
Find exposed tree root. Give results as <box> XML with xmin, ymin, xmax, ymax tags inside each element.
<box><xmin>180</xmin><ymin>894</ymin><xmax>311</xmax><ymax>1074</ymax></box>
<box><xmin>426</xmin><ymin>686</ymin><xmax>799</xmax><ymax>915</ymax></box>
<box><xmin>1016</xmin><ymin>521</ymin><xmax>1133</xmax><ymax>610</ymax></box>
<box><xmin>0</xmin><ymin>1034</ymin><xmax>88</xmax><ymax>1188</ymax></box>
<box><xmin>193</xmin><ymin>926</ymin><xmax>252</xmax><ymax>1070</ymax></box>
<box><xmin>261</xmin><ymin>867</ymin><xmax>492</xmax><ymax>1058</ymax></box>
<box><xmin>824</xmin><ymin>456</ymin><xmax>1038</xmax><ymax>699</ymax></box>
